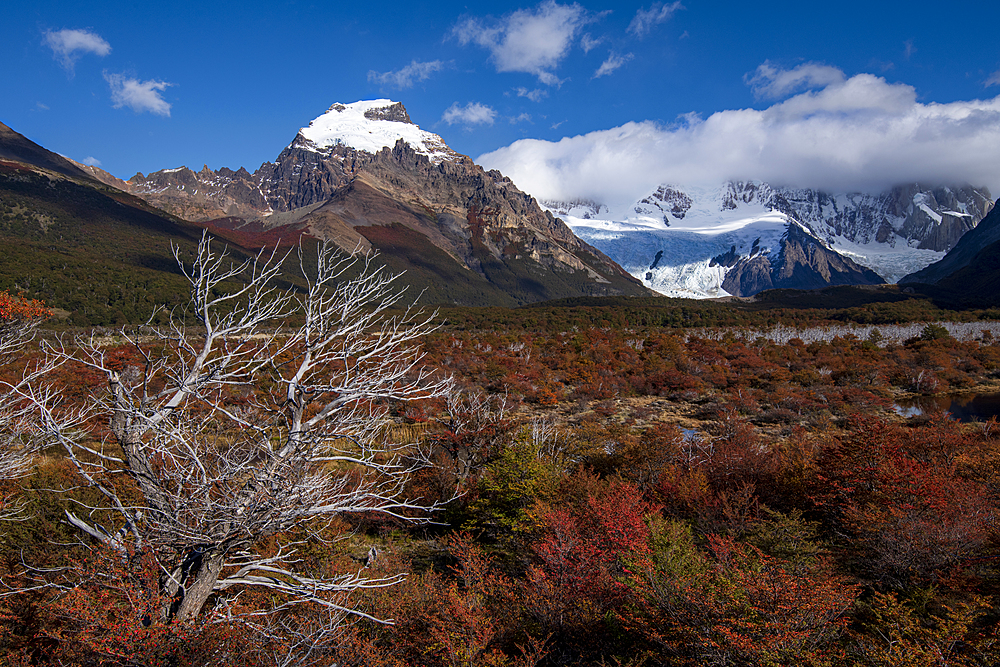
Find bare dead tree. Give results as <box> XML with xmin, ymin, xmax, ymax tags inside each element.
<box><xmin>34</xmin><ymin>232</ymin><xmax>452</xmax><ymax>630</ymax></box>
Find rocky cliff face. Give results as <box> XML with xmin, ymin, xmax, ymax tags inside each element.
<box><xmin>288</xmin><ymin>139</ymin><xmax>638</xmax><ymax>302</ymax></box>
<box><xmin>719</xmin><ymin>181</ymin><xmax>993</xmax><ymax>253</ymax></box>
<box><xmin>720</xmin><ymin>224</ymin><xmax>884</xmax><ymax>297</ymax></box>
<box><xmin>117</xmin><ymin>100</ymin><xmax>648</xmax><ymax>305</ymax></box>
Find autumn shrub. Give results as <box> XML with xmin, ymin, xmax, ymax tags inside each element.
<box><xmin>335</xmin><ymin>536</ymin><xmax>544</xmax><ymax>667</ymax></box>
<box><xmin>849</xmin><ymin>590</ymin><xmax>999</xmax><ymax>666</ymax></box>
<box><xmin>464</xmin><ymin>434</ymin><xmax>558</xmax><ymax>552</ymax></box>
<box><xmin>609</xmin><ymin>422</ymin><xmax>687</xmax><ymax>494</ymax></box>
<box><xmin>622</xmin><ymin>518</ymin><xmax>857</xmax><ymax>667</ymax></box>
<box><xmin>812</xmin><ymin>416</ymin><xmax>997</xmax><ymax>588</ymax></box>
<box><xmin>525</xmin><ymin>480</ymin><xmax>656</xmax><ymax>663</ymax></box>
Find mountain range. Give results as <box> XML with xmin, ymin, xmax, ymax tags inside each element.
<box><xmin>60</xmin><ymin>100</ymin><xmax>1000</xmax><ymax>302</ymax></box>
<box><xmin>547</xmin><ymin>181</ymin><xmax>994</xmax><ymax>298</ymax></box>
<box><xmin>4</xmin><ymin>99</ymin><xmax>1000</xmax><ymax>317</ymax></box>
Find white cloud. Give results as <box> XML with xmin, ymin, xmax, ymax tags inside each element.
<box><xmin>580</xmin><ymin>33</ymin><xmax>601</xmax><ymax>53</ymax></box>
<box><xmin>904</xmin><ymin>39</ymin><xmax>917</xmax><ymax>60</ymax></box>
<box><xmin>987</xmin><ymin>70</ymin><xmax>1000</xmax><ymax>88</ymax></box>
<box><xmin>105</xmin><ymin>73</ymin><xmax>173</xmax><ymax>116</ymax></box>
<box><xmin>516</xmin><ymin>86</ymin><xmax>547</xmax><ymax>102</ymax></box>
<box><xmin>478</xmin><ymin>67</ymin><xmax>1000</xmax><ymax>206</ymax></box>
<box><xmin>81</xmin><ymin>157</ymin><xmax>101</xmax><ymax>167</ymax></box>
<box><xmin>746</xmin><ymin>61</ymin><xmax>846</xmax><ymax>100</ymax></box>
<box><xmin>442</xmin><ymin>102</ymin><xmax>497</xmax><ymax>126</ymax></box>
<box><xmin>594</xmin><ymin>52</ymin><xmax>633</xmax><ymax>78</ymax></box>
<box><xmin>368</xmin><ymin>60</ymin><xmax>445</xmax><ymax>89</ymax></box>
<box><xmin>453</xmin><ymin>1</ymin><xmax>588</xmax><ymax>85</ymax></box>
<box><xmin>628</xmin><ymin>1</ymin><xmax>683</xmax><ymax>37</ymax></box>
<box><xmin>44</xmin><ymin>28</ymin><xmax>111</xmax><ymax>73</ymax></box>
<box><xmin>510</xmin><ymin>113</ymin><xmax>532</xmax><ymax>124</ymax></box>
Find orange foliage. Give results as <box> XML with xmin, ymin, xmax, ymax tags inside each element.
<box><xmin>0</xmin><ymin>292</ymin><xmax>49</xmax><ymax>322</ymax></box>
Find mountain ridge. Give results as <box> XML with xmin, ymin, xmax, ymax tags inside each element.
<box><xmin>1</xmin><ymin>121</ymin><xmax>98</xmax><ymax>182</ymax></box>
<box><xmin>64</xmin><ymin>101</ymin><xmax>652</xmax><ymax>306</ymax></box>
<box><xmin>900</xmin><ymin>199</ymin><xmax>1000</xmax><ymax>286</ymax></box>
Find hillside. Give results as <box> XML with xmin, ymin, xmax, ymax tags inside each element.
<box><xmin>901</xmin><ymin>199</ymin><xmax>1000</xmax><ymax>286</ymax></box>
<box><xmin>0</xmin><ymin>128</ymin><xmax>212</xmax><ymax>325</ymax></box>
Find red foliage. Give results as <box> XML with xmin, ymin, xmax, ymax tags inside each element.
<box><xmin>526</xmin><ymin>481</ymin><xmax>656</xmax><ymax>655</ymax></box>
<box><xmin>345</xmin><ymin>536</ymin><xmax>543</xmax><ymax>667</ymax></box>
<box><xmin>812</xmin><ymin>416</ymin><xmax>996</xmax><ymax>586</ymax></box>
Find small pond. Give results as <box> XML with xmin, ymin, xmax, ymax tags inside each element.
<box><xmin>894</xmin><ymin>392</ymin><xmax>1000</xmax><ymax>423</ymax></box>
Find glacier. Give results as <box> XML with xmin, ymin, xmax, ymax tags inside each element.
<box><xmin>546</xmin><ymin>181</ymin><xmax>992</xmax><ymax>298</ymax></box>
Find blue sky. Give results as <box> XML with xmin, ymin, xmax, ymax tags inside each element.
<box><xmin>3</xmin><ymin>0</ymin><xmax>1000</xmax><ymax>203</ymax></box>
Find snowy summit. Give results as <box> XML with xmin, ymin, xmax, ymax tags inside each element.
<box><xmin>296</xmin><ymin>100</ymin><xmax>456</xmax><ymax>163</ymax></box>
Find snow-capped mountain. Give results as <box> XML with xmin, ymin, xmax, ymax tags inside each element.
<box><xmin>547</xmin><ymin>181</ymin><xmax>993</xmax><ymax>298</ymax></box>
<box><xmin>104</xmin><ymin>101</ymin><xmax>649</xmax><ymax>306</ymax></box>
<box><xmin>295</xmin><ymin>100</ymin><xmax>456</xmax><ymax>163</ymax></box>
<box><xmin>120</xmin><ymin>100</ymin><xmax>461</xmax><ymax>221</ymax></box>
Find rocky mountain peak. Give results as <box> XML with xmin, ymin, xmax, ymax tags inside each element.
<box><xmin>97</xmin><ymin>102</ymin><xmax>648</xmax><ymax>305</ymax></box>
<box><xmin>362</xmin><ymin>101</ymin><xmax>413</xmax><ymax>124</ymax></box>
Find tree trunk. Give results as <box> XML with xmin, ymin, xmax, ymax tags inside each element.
<box><xmin>172</xmin><ymin>550</ymin><xmax>225</xmax><ymax>623</ymax></box>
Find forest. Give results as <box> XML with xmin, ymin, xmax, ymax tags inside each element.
<box><xmin>2</xmin><ymin>242</ymin><xmax>1000</xmax><ymax>666</ymax></box>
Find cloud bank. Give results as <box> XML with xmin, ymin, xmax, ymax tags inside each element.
<box><xmin>105</xmin><ymin>73</ymin><xmax>173</xmax><ymax>116</ymax></box>
<box><xmin>478</xmin><ymin>64</ymin><xmax>1000</xmax><ymax>206</ymax></box>
<box><xmin>453</xmin><ymin>1</ymin><xmax>589</xmax><ymax>85</ymax></box>
<box><xmin>44</xmin><ymin>28</ymin><xmax>111</xmax><ymax>73</ymax></box>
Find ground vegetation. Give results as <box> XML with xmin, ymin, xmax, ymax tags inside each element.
<box><xmin>3</xmin><ymin>248</ymin><xmax>1000</xmax><ymax>665</ymax></box>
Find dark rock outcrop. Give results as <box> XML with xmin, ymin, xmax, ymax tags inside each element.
<box><xmin>901</xmin><ymin>200</ymin><xmax>1000</xmax><ymax>285</ymax></box>
<box><xmin>634</xmin><ymin>185</ymin><xmax>692</xmax><ymax>222</ymax></box>
<box><xmin>722</xmin><ymin>224</ymin><xmax>885</xmax><ymax>297</ymax></box>
<box><xmin>363</xmin><ymin>102</ymin><xmax>412</xmax><ymax>124</ymax></box>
